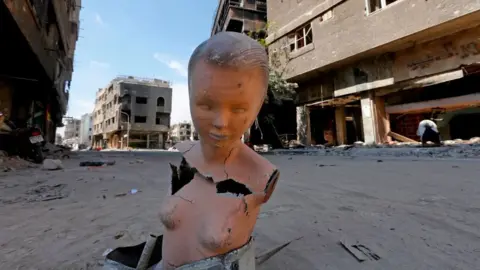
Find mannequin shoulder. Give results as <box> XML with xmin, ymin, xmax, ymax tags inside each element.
<box><xmin>173</xmin><ymin>141</ymin><xmax>198</xmax><ymax>154</ymax></box>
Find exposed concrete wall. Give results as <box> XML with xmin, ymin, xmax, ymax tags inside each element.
<box><xmin>267</xmin><ymin>0</ymin><xmax>480</xmax><ymax>79</ymax></box>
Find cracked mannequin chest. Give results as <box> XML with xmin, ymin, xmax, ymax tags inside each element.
<box><xmin>158</xmin><ymin>143</ymin><xmax>279</xmax><ymax>268</ymax></box>
<box><xmin>159</xmin><ymin>173</ymin><xmax>258</xmax><ymax>250</ymax></box>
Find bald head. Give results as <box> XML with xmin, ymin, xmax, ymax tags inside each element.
<box><xmin>188</xmin><ymin>32</ymin><xmax>269</xmax><ymax>90</ymax></box>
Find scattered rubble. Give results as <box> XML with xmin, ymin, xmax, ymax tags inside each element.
<box><xmin>1</xmin><ymin>183</ymin><xmax>69</xmax><ymax>205</ymax></box>
<box><xmin>272</xmin><ymin>137</ymin><xmax>480</xmax><ymax>159</ymax></box>
<box><xmin>43</xmin><ymin>143</ymin><xmax>73</xmax><ymax>159</ymax></box>
<box><xmin>0</xmin><ymin>155</ymin><xmax>37</xmax><ymax>172</ymax></box>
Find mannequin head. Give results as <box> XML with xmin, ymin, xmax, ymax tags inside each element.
<box><xmin>188</xmin><ymin>32</ymin><xmax>268</xmax><ymax>149</ymax></box>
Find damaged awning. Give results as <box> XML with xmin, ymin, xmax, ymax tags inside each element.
<box><xmin>385</xmin><ymin>92</ymin><xmax>480</xmax><ymax>114</ymax></box>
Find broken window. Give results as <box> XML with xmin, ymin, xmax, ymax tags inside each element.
<box><xmin>134</xmin><ymin>116</ymin><xmax>147</xmax><ymax>123</ymax></box>
<box><xmin>366</xmin><ymin>0</ymin><xmax>398</xmax><ymax>14</ymax></box>
<box><xmin>256</xmin><ymin>0</ymin><xmax>266</xmax><ymax>12</ymax></box>
<box><xmin>288</xmin><ymin>23</ymin><xmax>313</xmax><ymax>52</ymax></box>
<box><xmin>157</xmin><ymin>97</ymin><xmax>165</xmax><ymax>107</ymax></box>
<box><xmin>156</xmin><ymin>112</ymin><xmax>170</xmax><ymax>126</ymax></box>
<box><xmin>136</xmin><ymin>97</ymin><xmax>148</xmax><ymax>104</ymax></box>
<box><xmin>226</xmin><ymin>19</ymin><xmax>243</xmax><ymax>32</ymax></box>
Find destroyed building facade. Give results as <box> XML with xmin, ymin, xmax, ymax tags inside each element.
<box><xmin>267</xmin><ymin>0</ymin><xmax>480</xmax><ymax>145</ymax></box>
<box><xmin>92</xmin><ymin>76</ymin><xmax>172</xmax><ymax>149</ymax></box>
<box><xmin>169</xmin><ymin>122</ymin><xmax>198</xmax><ymax>143</ymax></box>
<box><xmin>0</xmin><ymin>0</ymin><xmax>81</xmax><ymax>143</ymax></box>
<box><xmin>211</xmin><ymin>0</ymin><xmax>267</xmax><ymax>36</ymax></box>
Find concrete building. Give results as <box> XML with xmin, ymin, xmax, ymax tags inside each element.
<box><xmin>92</xmin><ymin>76</ymin><xmax>172</xmax><ymax>149</ymax></box>
<box><xmin>169</xmin><ymin>122</ymin><xmax>197</xmax><ymax>143</ymax></box>
<box><xmin>1</xmin><ymin>0</ymin><xmax>81</xmax><ymax>143</ymax></box>
<box><xmin>64</xmin><ymin>118</ymin><xmax>80</xmax><ymax>140</ymax></box>
<box><xmin>267</xmin><ymin>0</ymin><xmax>480</xmax><ymax>145</ymax></box>
<box><xmin>211</xmin><ymin>0</ymin><xmax>267</xmax><ymax>36</ymax></box>
<box><xmin>79</xmin><ymin>113</ymin><xmax>92</xmax><ymax>146</ymax></box>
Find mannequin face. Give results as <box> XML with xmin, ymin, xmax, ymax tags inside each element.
<box><xmin>190</xmin><ymin>61</ymin><xmax>266</xmax><ymax>148</ymax></box>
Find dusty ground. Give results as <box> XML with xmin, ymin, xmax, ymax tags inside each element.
<box><xmin>0</xmin><ymin>151</ymin><xmax>479</xmax><ymax>270</ymax></box>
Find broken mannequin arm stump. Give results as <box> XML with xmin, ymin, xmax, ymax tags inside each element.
<box><xmin>157</xmin><ymin>32</ymin><xmax>279</xmax><ymax>269</ymax></box>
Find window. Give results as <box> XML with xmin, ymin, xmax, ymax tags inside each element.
<box><xmin>135</xmin><ymin>116</ymin><xmax>147</xmax><ymax>123</ymax></box>
<box><xmin>256</xmin><ymin>0</ymin><xmax>266</xmax><ymax>12</ymax></box>
<box><xmin>156</xmin><ymin>112</ymin><xmax>170</xmax><ymax>126</ymax></box>
<box><xmin>157</xmin><ymin>97</ymin><xmax>165</xmax><ymax>107</ymax></box>
<box><xmin>288</xmin><ymin>23</ymin><xmax>312</xmax><ymax>52</ymax></box>
<box><xmin>366</xmin><ymin>0</ymin><xmax>398</xmax><ymax>14</ymax></box>
<box><xmin>136</xmin><ymin>97</ymin><xmax>148</xmax><ymax>104</ymax></box>
<box><xmin>112</xmin><ymin>117</ymin><xmax>115</xmax><ymax>124</ymax></box>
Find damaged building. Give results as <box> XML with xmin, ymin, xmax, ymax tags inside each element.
<box><xmin>211</xmin><ymin>0</ymin><xmax>267</xmax><ymax>36</ymax></box>
<box><xmin>267</xmin><ymin>0</ymin><xmax>480</xmax><ymax>145</ymax></box>
<box><xmin>92</xmin><ymin>76</ymin><xmax>172</xmax><ymax>149</ymax></box>
<box><xmin>0</xmin><ymin>0</ymin><xmax>81</xmax><ymax>142</ymax></box>
<box><xmin>211</xmin><ymin>0</ymin><xmax>297</xmax><ymax>148</ymax></box>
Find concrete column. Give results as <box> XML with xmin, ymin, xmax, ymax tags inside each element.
<box><xmin>146</xmin><ymin>134</ymin><xmax>150</xmax><ymax>149</ymax></box>
<box><xmin>360</xmin><ymin>92</ymin><xmax>377</xmax><ymax>144</ymax></box>
<box><xmin>374</xmin><ymin>96</ymin><xmax>391</xmax><ymax>143</ymax></box>
<box><xmin>296</xmin><ymin>105</ymin><xmax>311</xmax><ymax>145</ymax></box>
<box><xmin>335</xmin><ymin>106</ymin><xmax>347</xmax><ymax>145</ymax></box>
<box><xmin>158</xmin><ymin>133</ymin><xmax>164</xmax><ymax>149</ymax></box>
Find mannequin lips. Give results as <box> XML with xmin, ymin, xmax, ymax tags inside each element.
<box><xmin>209</xmin><ymin>132</ymin><xmax>228</xmax><ymax>141</ymax></box>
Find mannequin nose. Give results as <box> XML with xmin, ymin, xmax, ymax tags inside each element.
<box><xmin>213</xmin><ymin>113</ymin><xmax>228</xmax><ymax>129</ymax></box>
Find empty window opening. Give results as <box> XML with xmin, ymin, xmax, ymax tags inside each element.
<box><xmin>156</xmin><ymin>112</ymin><xmax>170</xmax><ymax>126</ymax></box>
<box><xmin>366</xmin><ymin>0</ymin><xmax>398</xmax><ymax>14</ymax></box>
<box><xmin>134</xmin><ymin>116</ymin><xmax>147</xmax><ymax>123</ymax></box>
<box><xmin>226</xmin><ymin>19</ymin><xmax>243</xmax><ymax>32</ymax></box>
<box><xmin>157</xmin><ymin>97</ymin><xmax>165</xmax><ymax>107</ymax></box>
<box><xmin>136</xmin><ymin>97</ymin><xmax>148</xmax><ymax>104</ymax></box>
<box><xmin>288</xmin><ymin>23</ymin><xmax>312</xmax><ymax>52</ymax></box>
<box><xmin>256</xmin><ymin>0</ymin><xmax>266</xmax><ymax>12</ymax></box>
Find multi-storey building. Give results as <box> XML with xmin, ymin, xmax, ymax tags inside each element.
<box><xmin>79</xmin><ymin>113</ymin><xmax>92</xmax><ymax>146</ymax></box>
<box><xmin>1</xmin><ymin>0</ymin><xmax>81</xmax><ymax>143</ymax></box>
<box><xmin>169</xmin><ymin>122</ymin><xmax>197</xmax><ymax>142</ymax></box>
<box><xmin>64</xmin><ymin>118</ymin><xmax>80</xmax><ymax>140</ymax></box>
<box><xmin>211</xmin><ymin>0</ymin><xmax>267</xmax><ymax>36</ymax></box>
<box><xmin>92</xmin><ymin>76</ymin><xmax>172</xmax><ymax>149</ymax></box>
<box><xmin>267</xmin><ymin>0</ymin><xmax>480</xmax><ymax>145</ymax></box>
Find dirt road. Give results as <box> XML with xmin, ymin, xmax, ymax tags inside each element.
<box><xmin>0</xmin><ymin>152</ymin><xmax>479</xmax><ymax>269</ymax></box>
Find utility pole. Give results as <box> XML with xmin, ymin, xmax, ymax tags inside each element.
<box><xmin>120</xmin><ymin>111</ymin><xmax>130</xmax><ymax>148</ymax></box>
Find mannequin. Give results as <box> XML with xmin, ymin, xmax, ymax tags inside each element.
<box><xmin>158</xmin><ymin>32</ymin><xmax>279</xmax><ymax>269</ymax></box>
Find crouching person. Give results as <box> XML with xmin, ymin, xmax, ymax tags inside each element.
<box><xmin>417</xmin><ymin>119</ymin><xmax>442</xmax><ymax>146</ymax></box>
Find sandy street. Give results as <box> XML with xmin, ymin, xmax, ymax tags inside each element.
<box><xmin>0</xmin><ymin>151</ymin><xmax>479</xmax><ymax>270</ymax></box>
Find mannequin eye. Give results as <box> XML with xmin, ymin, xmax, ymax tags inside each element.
<box><xmin>199</xmin><ymin>105</ymin><xmax>211</xmax><ymax>110</ymax></box>
<box><xmin>232</xmin><ymin>108</ymin><xmax>246</xmax><ymax>113</ymax></box>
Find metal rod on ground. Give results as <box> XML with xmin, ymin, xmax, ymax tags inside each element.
<box><xmin>136</xmin><ymin>234</ymin><xmax>157</xmax><ymax>270</ymax></box>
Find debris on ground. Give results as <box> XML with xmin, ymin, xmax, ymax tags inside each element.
<box><xmin>79</xmin><ymin>160</ymin><xmax>115</xmax><ymax>167</ymax></box>
<box><xmin>43</xmin><ymin>143</ymin><xmax>73</xmax><ymax>159</ymax></box>
<box><xmin>42</xmin><ymin>159</ymin><xmax>64</xmax><ymax>170</ymax></box>
<box><xmin>339</xmin><ymin>238</ymin><xmax>381</xmax><ymax>262</ymax></box>
<box><xmin>1</xmin><ymin>155</ymin><xmax>37</xmax><ymax>172</ymax></box>
<box><xmin>1</xmin><ymin>183</ymin><xmax>69</xmax><ymax>205</ymax></box>
<box><xmin>256</xmin><ymin>236</ymin><xmax>303</xmax><ymax>265</ymax></box>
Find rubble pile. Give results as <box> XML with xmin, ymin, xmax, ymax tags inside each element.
<box><xmin>274</xmin><ymin>137</ymin><xmax>480</xmax><ymax>159</ymax></box>
<box><xmin>42</xmin><ymin>143</ymin><xmax>73</xmax><ymax>159</ymax></box>
<box><xmin>0</xmin><ymin>152</ymin><xmax>37</xmax><ymax>172</ymax></box>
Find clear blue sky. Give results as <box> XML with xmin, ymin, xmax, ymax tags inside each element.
<box><xmin>67</xmin><ymin>0</ymin><xmax>218</xmax><ymax>124</ymax></box>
